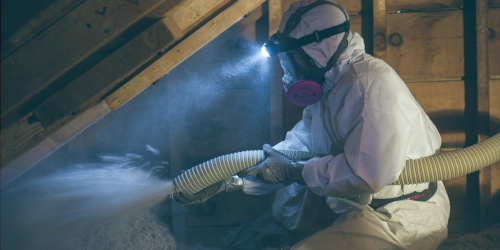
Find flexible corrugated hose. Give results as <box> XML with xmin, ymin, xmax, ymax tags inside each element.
<box><xmin>174</xmin><ymin>133</ymin><xmax>500</xmax><ymax>194</ymax></box>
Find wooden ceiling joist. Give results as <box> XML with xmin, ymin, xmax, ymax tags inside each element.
<box><xmin>1</xmin><ymin>0</ymin><xmax>167</xmax><ymax>129</ymax></box>
<box><xmin>1</xmin><ymin>0</ymin><xmax>265</xmax><ymax>169</ymax></box>
<box><xmin>106</xmin><ymin>0</ymin><xmax>266</xmax><ymax>110</ymax></box>
<box><xmin>33</xmin><ymin>17</ymin><xmax>182</xmax><ymax>128</ymax></box>
<box><xmin>1</xmin><ymin>101</ymin><xmax>111</xmax><ymax>188</ymax></box>
<box><xmin>1</xmin><ymin>0</ymin><xmax>86</xmax><ymax>59</ymax></box>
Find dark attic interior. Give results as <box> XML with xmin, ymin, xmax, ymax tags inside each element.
<box><xmin>1</xmin><ymin>0</ymin><xmax>499</xmax><ymax>249</ymax></box>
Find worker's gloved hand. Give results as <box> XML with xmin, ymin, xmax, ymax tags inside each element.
<box><xmin>173</xmin><ymin>176</ymin><xmax>243</xmax><ymax>205</ymax></box>
<box><xmin>238</xmin><ymin>144</ymin><xmax>306</xmax><ymax>186</ymax></box>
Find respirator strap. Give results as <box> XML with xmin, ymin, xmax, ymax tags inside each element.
<box><xmin>279</xmin><ymin>21</ymin><xmax>350</xmax><ymax>50</ymax></box>
<box><xmin>282</xmin><ymin>0</ymin><xmax>341</xmax><ymax>36</ymax></box>
<box><xmin>268</xmin><ymin>21</ymin><xmax>349</xmax><ymax>57</ymax></box>
<box><xmin>320</xmin><ymin>27</ymin><xmax>350</xmax><ymax>75</ymax></box>
<box><xmin>276</xmin><ymin>0</ymin><xmax>351</xmax><ymax>51</ymax></box>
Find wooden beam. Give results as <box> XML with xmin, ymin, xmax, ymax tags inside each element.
<box><xmin>1</xmin><ymin>0</ymin><xmax>85</xmax><ymax>59</ymax></box>
<box><xmin>386</xmin><ymin>0</ymin><xmax>463</xmax><ymax>12</ymax></box>
<box><xmin>1</xmin><ymin>101</ymin><xmax>111</xmax><ymax>185</ymax></box>
<box><xmin>1</xmin><ymin>114</ymin><xmax>44</xmax><ymax>157</ymax></box>
<box><xmin>350</xmin><ymin>15</ymin><xmax>363</xmax><ymax>35</ymax></box>
<box><xmin>477</xmin><ymin>0</ymin><xmax>491</xmax><ymax>230</ymax></box>
<box><xmin>166</xmin><ymin>79</ymin><xmax>188</xmax><ymax>243</ymax></box>
<box><xmin>489</xmin><ymin>9</ymin><xmax>500</xmax><ymax>76</ymax></box>
<box><xmin>32</xmin><ymin>17</ymin><xmax>182</xmax><ymax>128</ymax></box>
<box><xmin>1</xmin><ymin>102</ymin><xmax>112</xmax><ymax>169</ymax></box>
<box><xmin>269</xmin><ymin>0</ymin><xmax>282</xmax><ymax>35</ymax></box>
<box><xmin>268</xmin><ymin>0</ymin><xmax>286</xmax><ymax>145</ymax></box>
<box><xmin>168</xmin><ymin>0</ymin><xmax>232</xmax><ymax>32</ymax></box>
<box><xmin>403</xmin><ymin>77</ymin><xmax>465</xmax><ymax>83</ymax></box>
<box><xmin>373</xmin><ymin>0</ymin><xmax>387</xmax><ymax>60</ymax></box>
<box><xmin>105</xmin><ymin>0</ymin><xmax>266</xmax><ymax>111</ymax></box>
<box><xmin>1</xmin><ymin>0</ymin><xmax>166</xmax><ymax>128</ymax></box>
<box><xmin>490</xmin><ymin>79</ymin><xmax>500</xmax><ymax>225</ymax></box>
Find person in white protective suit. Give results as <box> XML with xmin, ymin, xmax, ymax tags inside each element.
<box><xmin>173</xmin><ymin>1</ymin><xmax>450</xmax><ymax>249</ymax></box>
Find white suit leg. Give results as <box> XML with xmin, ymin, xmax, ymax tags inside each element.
<box><xmin>291</xmin><ymin>208</ymin><xmax>408</xmax><ymax>250</ymax></box>
<box><xmin>377</xmin><ymin>182</ymin><xmax>450</xmax><ymax>249</ymax></box>
<box><xmin>292</xmin><ymin>182</ymin><xmax>450</xmax><ymax>250</ymax></box>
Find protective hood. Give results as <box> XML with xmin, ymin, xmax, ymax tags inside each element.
<box><xmin>279</xmin><ymin>0</ymin><xmax>365</xmax><ymax>90</ymax></box>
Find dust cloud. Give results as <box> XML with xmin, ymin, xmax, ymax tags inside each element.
<box><xmin>1</xmin><ymin>155</ymin><xmax>176</xmax><ymax>250</ymax></box>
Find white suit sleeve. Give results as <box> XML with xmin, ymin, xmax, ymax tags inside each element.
<box><xmin>273</xmin><ymin>107</ymin><xmax>314</xmax><ymax>151</ymax></box>
<box><xmin>302</xmin><ymin>67</ymin><xmax>412</xmax><ymax>198</ymax></box>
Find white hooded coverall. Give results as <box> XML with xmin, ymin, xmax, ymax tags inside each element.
<box><xmin>246</xmin><ymin>1</ymin><xmax>451</xmax><ymax>249</ymax></box>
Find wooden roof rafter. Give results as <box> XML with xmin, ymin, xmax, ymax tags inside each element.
<box><xmin>1</xmin><ymin>0</ymin><xmax>265</xmax><ymax>176</ymax></box>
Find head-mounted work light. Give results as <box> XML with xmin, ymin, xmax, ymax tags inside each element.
<box><xmin>261</xmin><ymin>43</ymin><xmax>271</xmax><ymax>57</ymax></box>
<box><xmin>261</xmin><ymin>42</ymin><xmax>288</xmax><ymax>58</ymax></box>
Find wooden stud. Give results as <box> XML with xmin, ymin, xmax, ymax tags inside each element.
<box><xmin>105</xmin><ymin>0</ymin><xmax>266</xmax><ymax>111</ymax></box>
<box><xmin>373</xmin><ymin>0</ymin><xmax>387</xmax><ymax>60</ymax></box>
<box><xmin>350</xmin><ymin>15</ymin><xmax>363</xmax><ymax>35</ymax></box>
<box><xmin>268</xmin><ymin>0</ymin><xmax>285</xmax><ymax>145</ymax></box>
<box><xmin>489</xmin><ymin>9</ymin><xmax>500</xmax><ymax>76</ymax></box>
<box><xmin>492</xmin><ymin>80</ymin><xmax>500</xmax><ymax>137</ymax></box>
<box><xmin>490</xmin><ymin>79</ymin><xmax>500</xmax><ymax>224</ymax></box>
<box><xmin>269</xmin><ymin>0</ymin><xmax>282</xmax><ymax>35</ymax></box>
<box><xmin>404</xmin><ymin>77</ymin><xmax>464</xmax><ymax>83</ymax></box>
<box><xmin>477</xmin><ymin>0</ymin><xmax>491</xmax><ymax>230</ymax></box>
<box><xmin>167</xmin><ymin>82</ymin><xmax>187</xmax><ymax>243</ymax></box>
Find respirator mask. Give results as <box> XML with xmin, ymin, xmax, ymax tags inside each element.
<box><xmin>261</xmin><ymin>0</ymin><xmax>350</xmax><ymax>106</ymax></box>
